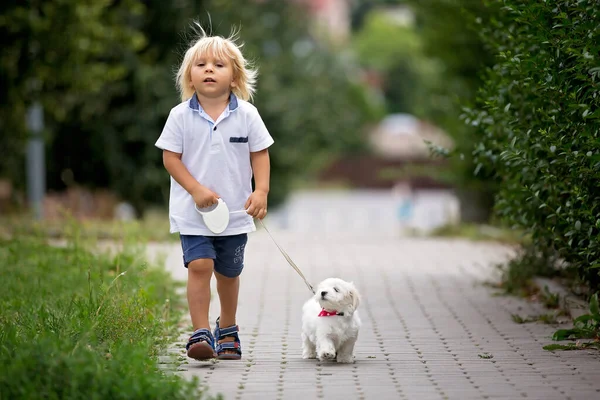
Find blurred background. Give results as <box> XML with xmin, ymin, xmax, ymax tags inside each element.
<box><xmin>0</xmin><ymin>0</ymin><xmax>497</xmax><ymax>236</ymax></box>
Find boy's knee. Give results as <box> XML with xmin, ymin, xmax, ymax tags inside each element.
<box><xmin>188</xmin><ymin>258</ymin><xmax>214</xmax><ymax>275</ymax></box>
<box><xmin>214</xmin><ymin>268</ymin><xmax>242</xmax><ymax>279</ymax></box>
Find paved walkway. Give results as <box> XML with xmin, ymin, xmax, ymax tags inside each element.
<box><xmin>153</xmin><ymin>232</ymin><xmax>600</xmax><ymax>400</ymax></box>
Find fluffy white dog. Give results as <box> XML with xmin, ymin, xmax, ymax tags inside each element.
<box><xmin>301</xmin><ymin>278</ymin><xmax>361</xmax><ymax>363</ymax></box>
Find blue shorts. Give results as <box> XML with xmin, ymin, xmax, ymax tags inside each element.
<box><xmin>180</xmin><ymin>234</ymin><xmax>248</xmax><ymax>278</ymax></box>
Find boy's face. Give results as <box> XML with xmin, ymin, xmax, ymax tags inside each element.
<box><xmin>190</xmin><ymin>53</ymin><xmax>236</xmax><ymax>100</ymax></box>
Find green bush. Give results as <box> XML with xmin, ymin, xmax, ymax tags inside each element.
<box><xmin>0</xmin><ymin>237</ymin><xmax>207</xmax><ymax>399</ymax></box>
<box><xmin>465</xmin><ymin>0</ymin><xmax>600</xmax><ymax>291</ymax></box>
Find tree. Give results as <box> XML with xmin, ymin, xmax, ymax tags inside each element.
<box><xmin>2</xmin><ymin>0</ymin><xmax>379</xmax><ymax>215</ymax></box>
<box><xmin>44</xmin><ymin>0</ymin><xmax>209</xmax><ymax>214</ymax></box>
<box><xmin>405</xmin><ymin>0</ymin><xmax>499</xmax><ymax>220</ymax></box>
<box><xmin>350</xmin><ymin>0</ymin><xmax>404</xmax><ymax>31</ymax></box>
<box><xmin>352</xmin><ymin>9</ymin><xmax>441</xmax><ymax>115</ymax></box>
<box><xmin>0</xmin><ymin>0</ymin><xmax>146</xmax><ymax>189</ymax></box>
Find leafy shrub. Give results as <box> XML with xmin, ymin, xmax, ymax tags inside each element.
<box><xmin>465</xmin><ymin>0</ymin><xmax>600</xmax><ymax>291</ymax></box>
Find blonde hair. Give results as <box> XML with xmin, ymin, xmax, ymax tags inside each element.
<box><xmin>176</xmin><ymin>24</ymin><xmax>257</xmax><ymax>102</ymax></box>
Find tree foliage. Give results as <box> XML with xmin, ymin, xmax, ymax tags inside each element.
<box><xmin>352</xmin><ymin>10</ymin><xmax>440</xmax><ymax>115</ymax></box>
<box><xmin>198</xmin><ymin>0</ymin><xmax>380</xmax><ymax>207</ymax></box>
<box><xmin>44</xmin><ymin>0</ymin><xmax>207</xmax><ymax>214</ymax></box>
<box><xmin>402</xmin><ymin>0</ymin><xmax>500</xmax><ymax>220</ymax></box>
<box><xmin>407</xmin><ymin>0</ymin><xmax>496</xmax><ymax>128</ymax></box>
<box><xmin>0</xmin><ymin>0</ymin><xmax>379</xmax><ymax>214</ymax></box>
<box><xmin>0</xmin><ymin>0</ymin><xmax>145</xmax><ymax>188</ymax></box>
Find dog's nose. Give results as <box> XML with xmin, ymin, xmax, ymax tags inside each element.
<box><xmin>321</xmin><ymin>291</ymin><xmax>328</xmax><ymax>298</ymax></box>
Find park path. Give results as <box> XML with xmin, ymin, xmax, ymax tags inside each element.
<box><xmin>149</xmin><ymin>231</ymin><xmax>600</xmax><ymax>400</ymax></box>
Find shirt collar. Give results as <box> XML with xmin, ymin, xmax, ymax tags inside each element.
<box><xmin>188</xmin><ymin>92</ymin><xmax>239</xmax><ymax>112</ymax></box>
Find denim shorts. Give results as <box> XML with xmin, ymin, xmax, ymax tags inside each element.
<box><xmin>180</xmin><ymin>234</ymin><xmax>248</xmax><ymax>278</ymax></box>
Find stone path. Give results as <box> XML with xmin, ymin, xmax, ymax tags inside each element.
<box><xmin>154</xmin><ymin>232</ymin><xmax>600</xmax><ymax>400</ymax></box>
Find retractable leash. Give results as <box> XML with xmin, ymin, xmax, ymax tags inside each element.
<box><xmin>256</xmin><ymin>218</ymin><xmax>315</xmax><ymax>294</ymax></box>
<box><xmin>195</xmin><ymin>199</ymin><xmax>316</xmax><ymax>294</ymax></box>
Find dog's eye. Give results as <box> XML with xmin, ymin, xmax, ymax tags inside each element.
<box><xmin>334</xmin><ymin>287</ymin><xmax>339</xmax><ymax>293</ymax></box>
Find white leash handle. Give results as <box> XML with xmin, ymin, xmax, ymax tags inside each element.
<box><xmin>257</xmin><ymin>219</ymin><xmax>315</xmax><ymax>294</ymax></box>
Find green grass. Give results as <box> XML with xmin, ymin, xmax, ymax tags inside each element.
<box><xmin>0</xmin><ymin>208</ymin><xmax>177</xmax><ymax>243</ymax></box>
<box><xmin>429</xmin><ymin>223</ymin><xmax>529</xmax><ymax>245</ymax></box>
<box><xmin>0</xmin><ymin>232</ymin><xmax>208</xmax><ymax>399</ymax></box>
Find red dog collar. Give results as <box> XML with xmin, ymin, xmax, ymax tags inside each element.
<box><xmin>318</xmin><ymin>308</ymin><xmax>345</xmax><ymax>317</ymax></box>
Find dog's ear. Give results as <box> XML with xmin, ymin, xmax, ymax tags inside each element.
<box><xmin>346</xmin><ymin>283</ymin><xmax>360</xmax><ymax>316</ymax></box>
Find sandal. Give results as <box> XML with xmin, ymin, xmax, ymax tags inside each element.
<box><xmin>214</xmin><ymin>317</ymin><xmax>242</xmax><ymax>360</ymax></box>
<box><xmin>186</xmin><ymin>328</ymin><xmax>217</xmax><ymax>360</ymax></box>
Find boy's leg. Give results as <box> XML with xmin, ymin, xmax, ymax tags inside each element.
<box><xmin>215</xmin><ymin>271</ymin><xmax>239</xmax><ymax>329</ymax></box>
<box><xmin>213</xmin><ymin>234</ymin><xmax>247</xmax><ymax>356</ymax></box>
<box><xmin>187</xmin><ymin>258</ymin><xmax>214</xmax><ymax>330</ymax></box>
<box><xmin>215</xmin><ymin>271</ymin><xmax>240</xmax><ymax>355</ymax></box>
<box><xmin>180</xmin><ymin>235</ymin><xmax>218</xmax><ymax>360</ymax></box>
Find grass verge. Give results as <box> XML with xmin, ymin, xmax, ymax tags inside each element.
<box><xmin>0</xmin><ymin>232</ymin><xmax>207</xmax><ymax>399</ymax></box>
<box><xmin>0</xmin><ymin>208</ymin><xmax>177</xmax><ymax>243</ymax></box>
<box><xmin>429</xmin><ymin>223</ymin><xmax>529</xmax><ymax>245</ymax></box>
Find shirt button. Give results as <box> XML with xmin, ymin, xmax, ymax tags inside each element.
<box><xmin>213</xmin><ymin>126</ymin><xmax>217</xmax><ymax>131</ymax></box>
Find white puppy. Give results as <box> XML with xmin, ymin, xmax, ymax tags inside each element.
<box><xmin>301</xmin><ymin>278</ymin><xmax>361</xmax><ymax>363</ymax></box>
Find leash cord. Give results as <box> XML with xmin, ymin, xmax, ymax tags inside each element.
<box><xmin>257</xmin><ymin>219</ymin><xmax>315</xmax><ymax>294</ymax></box>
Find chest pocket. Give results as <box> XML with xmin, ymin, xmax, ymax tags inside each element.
<box><xmin>229</xmin><ymin>137</ymin><xmax>248</xmax><ymax>143</ymax></box>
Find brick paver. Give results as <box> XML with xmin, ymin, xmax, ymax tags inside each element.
<box><xmin>155</xmin><ymin>232</ymin><xmax>600</xmax><ymax>400</ymax></box>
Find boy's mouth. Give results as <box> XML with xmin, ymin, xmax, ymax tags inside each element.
<box><xmin>204</xmin><ymin>78</ymin><xmax>216</xmax><ymax>83</ymax></box>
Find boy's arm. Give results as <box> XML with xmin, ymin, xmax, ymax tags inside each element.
<box><xmin>250</xmin><ymin>149</ymin><xmax>270</xmax><ymax>194</ymax></box>
<box><xmin>245</xmin><ymin>149</ymin><xmax>270</xmax><ymax>219</ymax></box>
<box><xmin>163</xmin><ymin>150</ymin><xmax>218</xmax><ymax>208</ymax></box>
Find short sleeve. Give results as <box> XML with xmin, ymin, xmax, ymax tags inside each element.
<box><xmin>247</xmin><ymin>108</ymin><xmax>274</xmax><ymax>152</ymax></box>
<box><xmin>155</xmin><ymin>109</ymin><xmax>183</xmax><ymax>153</ymax></box>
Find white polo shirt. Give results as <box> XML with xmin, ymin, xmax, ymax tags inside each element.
<box><xmin>155</xmin><ymin>93</ymin><xmax>274</xmax><ymax>236</ymax></box>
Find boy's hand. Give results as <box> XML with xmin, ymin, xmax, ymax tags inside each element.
<box><xmin>245</xmin><ymin>190</ymin><xmax>268</xmax><ymax>219</ymax></box>
<box><xmin>192</xmin><ymin>185</ymin><xmax>219</xmax><ymax>209</ymax></box>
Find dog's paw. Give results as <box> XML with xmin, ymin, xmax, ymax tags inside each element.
<box><xmin>302</xmin><ymin>351</ymin><xmax>317</xmax><ymax>359</ymax></box>
<box><xmin>336</xmin><ymin>355</ymin><xmax>354</xmax><ymax>364</ymax></box>
<box><xmin>317</xmin><ymin>351</ymin><xmax>336</xmax><ymax>361</ymax></box>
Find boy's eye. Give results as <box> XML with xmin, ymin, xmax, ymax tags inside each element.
<box><xmin>333</xmin><ymin>287</ymin><xmax>339</xmax><ymax>293</ymax></box>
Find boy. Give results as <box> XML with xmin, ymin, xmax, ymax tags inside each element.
<box><xmin>155</xmin><ymin>28</ymin><xmax>273</xmax><ymax>360</ymax></box>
